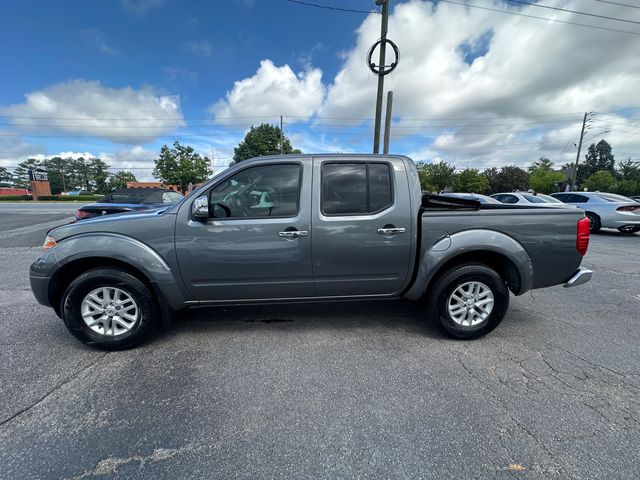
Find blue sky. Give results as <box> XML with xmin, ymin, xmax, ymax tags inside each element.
<box><xmin>1</xmin><ymin>0</ymin><xmax>640</xmax><ymax>179</ymax></box>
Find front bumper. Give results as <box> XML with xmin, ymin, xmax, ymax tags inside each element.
<box><xmin>29</xmin><ymin>250</ymin><xmax>60</xmax><ymax>307</ymax></box>
<box><xmin>30</xmin><ymin>274</ymin><xmax>52</xmax><ymax>307</ymax></box>
<box><xmin>563</xmin><ymin>267</ymin><xmax>593</xmax><ymax>288</ymax></box>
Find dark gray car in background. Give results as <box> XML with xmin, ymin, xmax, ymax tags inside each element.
<box><xmin>30</xmin><ymin>155</ymin><xmax>592</xmax><ymax>349</ymax></box>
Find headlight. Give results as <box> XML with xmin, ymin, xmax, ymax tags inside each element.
<box><xmin>43</xmin><ymin>236</ymin><xmax>57</xmax><ymax>251</ymax></box>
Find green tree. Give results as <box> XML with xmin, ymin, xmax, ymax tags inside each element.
<box><xmin>582</xmin><ymin>140</ymin><xmax>615</xmax><ymax>183</ymax></box>
<box><xmin>232</xmin><ymin>124</ymin><xmax>301</xmax><ymax>164</ymax></box>
<box><xmin>89</xmin><ymin>158</ymin><xmax>110</xmax><ymax>193</ymax></box>
<box><xmin>12</xmin><ymin>158</ymin><xmax>42</xmax><ymax>189</ymax></box>
<box><xmin>0</xmin><ymin>166</ymin><xmax>12</xmax><ymax>187</ymax></box>
<box><xmin>584</xmin><ymin>170</ymin><xmax>615</xmax><ymax>192</ymax></box>
<box><xmin>153</xmin><ymin>141</ymin><xmax>213</xmax><ymax>193</ymax></box>
<box><xmin>107</xmin><ymin>171</ymin><xmax>138</xmax><ymax>191</ymax></box>
<box><xmin>41</xmin><ymin>157</ymin><xmax>67</xmax><ymax>194</ymax></box>
<box><xmin>617</xmin><ymin>159</ymin><xmax>640</xmax><ymax>182</ymax></box>
<box><xmin>528</xmin><ymin>156</ymin><xmax>554</xmax><ymax>172</ymax></box>
<box><xmin>452</xmin><ymin>168</ymin><xmax>489</xmax><ymax>193</ymax></box>
<box><xmin>485</xmin><ymin>165</ymin><xmax>529</xmax><ymax>193</ymax></box>
<box><xmin>529</xmin><ymin>169</ymin><xmax>564</xmax><ymax>194</ymax></box>
<box><xmin>415</xmin><ymin>161</ymin><xmax>456</xmax><ymax>192</ymax></box>
<box><xmin>611</xmin><ymin>179</ymin><xmax>639</xmax><ymax>197</ymax></box>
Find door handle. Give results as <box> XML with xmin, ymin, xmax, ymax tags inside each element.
<box><xmin>279</xmin><ymin>230</ymin><xmax>308</xmax><ymax>238</ymax></box>
<box><xmin>377</xmin><ymin>227</ymin><xmax>406</xmax><ymax>235</ymax></box>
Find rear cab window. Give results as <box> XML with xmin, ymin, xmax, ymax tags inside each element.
<box><xmin>321</xmin><ymin>162</ymin><xmax>393</xmax><ymax>215</ymax></box>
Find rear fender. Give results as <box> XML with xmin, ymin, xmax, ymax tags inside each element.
<box><xmin>404</xmin><ymin>229</ymin><xmax>534</xmax><ymax>300</ymax></box>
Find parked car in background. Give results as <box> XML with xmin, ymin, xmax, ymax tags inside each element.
<box><xmin>75</xmin><ymin>188</ymin><xmax>183</xmax><ymax>221</ymax></box>
<box><xmin>491</xmin><ymin>192</ymin><xmax>575</xmax><ymax>208</ymax></box>
<box><xmin>631</xmin><ymin>196</ymin><xmax>640</xmax><ymax>203</ymax></box>
<box><xmin>551</xmin><ymin>192</ymin><xmax>640</xmax><ymax>233</ymax></box>
<box><xmin>439</xmin><ymin>193</ymin><xmax>503</xmax><ymax>204</ymax></box>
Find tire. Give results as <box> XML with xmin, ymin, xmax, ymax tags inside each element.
<box><xmin>429</xmin><ymin>264</ymin><xmax>509</xmax><ymax>340</ymax></box>
<box><xmin>585</xmin><ymin>212</ymin><xmax>601</xmax><ymax>233</ymax></box>
<box><xmin>61</xmin><ymin>268</ymin><xmax>158</xmax><ymax>350</ymax></box>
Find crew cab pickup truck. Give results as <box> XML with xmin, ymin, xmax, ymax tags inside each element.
<box><xmin>30</xmin><ymin>155</ymin><xmax>593</xmax><ymax>349</ymax></box>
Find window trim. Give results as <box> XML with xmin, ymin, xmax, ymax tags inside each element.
<box><xmin>207</xmin><ymin>162</ymin><xmax>303</xmax><ymax>220</ymax></box>
<box><xmin>320</xmin><ymin>161</ymin><xmax>395</xmax><ymax>217</ymax></box>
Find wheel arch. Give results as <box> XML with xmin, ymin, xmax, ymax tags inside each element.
<box><xmin>404</xmin><ymin>229</ymin><xmax>534</xmax><ymax>301</ymax></box>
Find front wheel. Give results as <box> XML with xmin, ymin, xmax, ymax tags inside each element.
<box><xmin>430</xmin><ymin>264</ymin><xmax>509</xmax><ymax>339</ymax></box>
<box><xmin>61</xmin><ymin>268</ymin><xmax>158</xmax><ymax>350</ymax></box>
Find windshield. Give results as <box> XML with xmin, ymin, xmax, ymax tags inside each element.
<box><xmin>536</xmin><ymin>194</ymin><xmax>563</xmax><ymax>203</ymax></box>
<box><xmin>522</xmin><ymin>194</ymin><xmax>547</xmax><ymax>203</ymax></box>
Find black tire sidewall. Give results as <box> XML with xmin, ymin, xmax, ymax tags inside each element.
<box><xmin>62</xmin><ymin>269</ymin><xmax>156</xmax><ymax>349</ymax></box>
<box><xmin>586</xmin><ymin>212</ymin><xmax>601</xmax><ymax>233</ymax></box>
<box><xmin>432</xmin><ymin>264</ymin><xmax>509</xmax><ymax>339</ymax></box>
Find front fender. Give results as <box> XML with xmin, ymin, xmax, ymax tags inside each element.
<box><xmin>51</xmin><ymin>232</ymin><xmax>187</xmax><ymax>310</ymax></box>
<box><xmin>404</xmin><ymin>229</ymin><xmax>534</xmax><ymax>301</ymax></box>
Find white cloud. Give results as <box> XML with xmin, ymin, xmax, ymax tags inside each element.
<box><xmin>183</xmin><ymin>40</ymin><xmax>212</xmax><ymax>58</ymax></box>
<box><xmin>164</xmin><ymin>66</ymin><xmax>198</xmax><ymax>82</ymax></box>
<box><xmin>210</xmin><ymin>60</ymin><xmax>325</xmax><ymax>124</ymax></box>
<box><xmin>0</xmin><ymin>80</ymin><xmax>185</xmax><ymax>144</ymax></box>
<box><xmin>315</xmin><ymin>0</ymin><xmax>640</xmax><ymax>167</ymax></box>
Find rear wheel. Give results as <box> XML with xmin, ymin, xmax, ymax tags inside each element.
<box><xmin>430</xmin><ymin>264</ymin><xmax>509</xmax><ymax>339</ymax></box>
<box><xmin>61</xmin><ymin>268</ymin><xmax>157</xmax><ymax>350</ymax></box>
<box><xmin>585</xmin><ymin>212</ymin><xmax>601</xmax><ymax>233</ymax></box>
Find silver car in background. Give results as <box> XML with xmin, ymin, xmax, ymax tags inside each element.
<box><xmin>491</xmin><ymin>192</ymin><xmax>573</xmax><ymax>208</ymax></box>
<box><xmin>551</xmin><ymin>192</ymin><xmax>640</xmax><ymax>233</ymax></box>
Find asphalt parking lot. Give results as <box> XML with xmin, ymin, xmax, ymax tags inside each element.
<box><xmin>0</xmin><ymin>203</ymin><xmax>639</xmax><ymax>479</ymax></box>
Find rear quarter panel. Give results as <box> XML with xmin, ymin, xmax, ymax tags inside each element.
<box><xmin>407</xmin><ymin>207</ymin><xmax>585</xmax><ymax>299</ymax></box>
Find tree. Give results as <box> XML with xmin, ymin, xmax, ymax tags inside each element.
<box><xmin>529</xmin><ymin>168</ymin><xmax>564</xmax><ymax>194</ymax></box>
<box><xmin>582</xmin><ymin>140</ymin><xmax>615</xmax><ymax>183</ymax></box>
<box><xmin>41</xmin><ymin>157</ymin><xmax>67</xmax><ymax>194</ymax></box>
<box><xmin>584</xmin><ymin>170</ymin><xmax>615</xmax><ymax>192</ymax></box>
<box><xmin>12</xmin><ymin>158</ymin><xmax>42</xmax><ymax>189</ymax></box>
<box><xmin>107</xmin><ymin>171</ymin><xmax>138</xmax><ymax>191</ymax></box>
<box><xmin>528</xmin><ymin>156</ymin><xmax>554</xmax><ymax>172</ymax></box>
<box><xmin>617</xmin><ymin>159</ymin><xmax>640</xmax><ymax>182</ymax></box>
<box><xmin>153</xmin><ymin>141</ymin><xmax>212</xmax><ymax>193</ymax></box>
<box><xmin>611</xmin><ymin>179</ymin><xmax>639</xmax><ymax>197</ymax></box>
<box><xmin>415</xmin><ymin>161</ymin><xmax>456</xmax><ymax>192</ymax></box>
<box><xmin>89</xmin><ymin>158</ymin><xmax>110</xmax><ymax>193</ymax></box>
<box><xmin>452</xmin><ymin>168</ymin><xmax>489</xmax><ymax>193</ymax></box>
<box><xmin>0</xmin><ymin>166</ymin><xmax>12</xmax><ymax>187</ymax></box>
<box><xmin>233</xmin><ymin>124</ymin><xmax>301</xmax><ymax>164</ymax></box>
<box><xmin>485</xmin><ymin>165</ymin><xmax>529</xmax><ymax>193</ymax></box>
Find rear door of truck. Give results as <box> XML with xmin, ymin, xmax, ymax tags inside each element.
<box><xmin>311</xmin><ymin>156</ymin><xmax>413</xmax><ymax>296</ymax></box>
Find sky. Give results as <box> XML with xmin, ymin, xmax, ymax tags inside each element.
<box><xmin>2</xmin><ymin>0</ymin><xmax>640</xmax><ymax>181</ymax></box>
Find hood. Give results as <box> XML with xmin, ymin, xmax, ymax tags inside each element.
<box><xmin>50</xmin><ymin>206</ymin><xmax>173</xmax><ymax>240</ymax></box>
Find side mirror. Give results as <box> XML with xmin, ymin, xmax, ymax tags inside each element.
<box><xmin>191</xmin><ymin>195</ymin><xmax>209</xmax><ymax>221</ymax></box>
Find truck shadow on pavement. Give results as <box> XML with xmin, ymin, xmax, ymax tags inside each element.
<box><xmin>167</xmin><ymin>299</ymin><xmax>446</xmax><ymax>339</ymax></box>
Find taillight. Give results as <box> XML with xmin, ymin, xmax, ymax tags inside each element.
<box><xmin>616</xmin><ymin>205</ymin><xmax>640</xmax><ymax>212</ymax></box>
<box><xmin>75</xmin><ymin>209</ymin><xmax>92</xmax><ymax>219</ymax></box>
<box><xmin>577</xmin><ymin>217</ymin><xmax>590</xmax><ymax>256</ymax></box>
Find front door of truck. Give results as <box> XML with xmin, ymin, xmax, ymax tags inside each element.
<box><xmin>175</xmin><ymin>160</ymin><xmax>314</xmax><ymax>302</ymax></box>
<box><xmin>311</xmin><ymin>157</ymin><xmax>413</xmax><ymax>297</ymax></box>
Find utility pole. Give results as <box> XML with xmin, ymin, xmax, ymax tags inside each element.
<box><xmin>280</xmin><ymin>115</ymin><xmax>284</xmax><ymax>155</ymax></box>
<box><xmin>61</xmin><ymin>163</ymin><xmax>66</xmax><ymax>193</ymax></box>
<box><xmin>373</xmin><ymin>0</ymin><xmax>389</xmax><ymax>154</ymax></box>
<box><xmin>571</xmin><ymin>112</ymin><xmax>589</xmax><ymax>190</ymax></box>
<box><xmin>383</xmin><ymin>91</ymin><xmax>393</xmax><ymax>154</ymax></box>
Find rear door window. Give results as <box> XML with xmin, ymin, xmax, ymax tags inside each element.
<box><xmin>321</xmin><ymin>162</ymin><xmax>393</xmax><ymax>215</ymax></box>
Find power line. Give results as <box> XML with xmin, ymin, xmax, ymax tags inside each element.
<box><xmin>505</xmin><ymin>0</ymin><xmax>640</xmax><ymax>26</ymax></box>
<box><xmin>437</xmin><ymin>0</ymin><xmax>640</xmax><ymax>36</ymax></box>
<box><xmin>286</xmin><ymin>0</ymin><xmax>380</xmax><ymax>14</ymax></box>
<box><xmin>590</xmin><ymin>0</ymin><xmax>640</xmax><ymax>11</ymax></box>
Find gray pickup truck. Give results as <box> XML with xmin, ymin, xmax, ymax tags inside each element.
<box><xmin>30</xmin><ymin>154</ymin><xmax>592</xmax><ymax>349</ymax></box>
